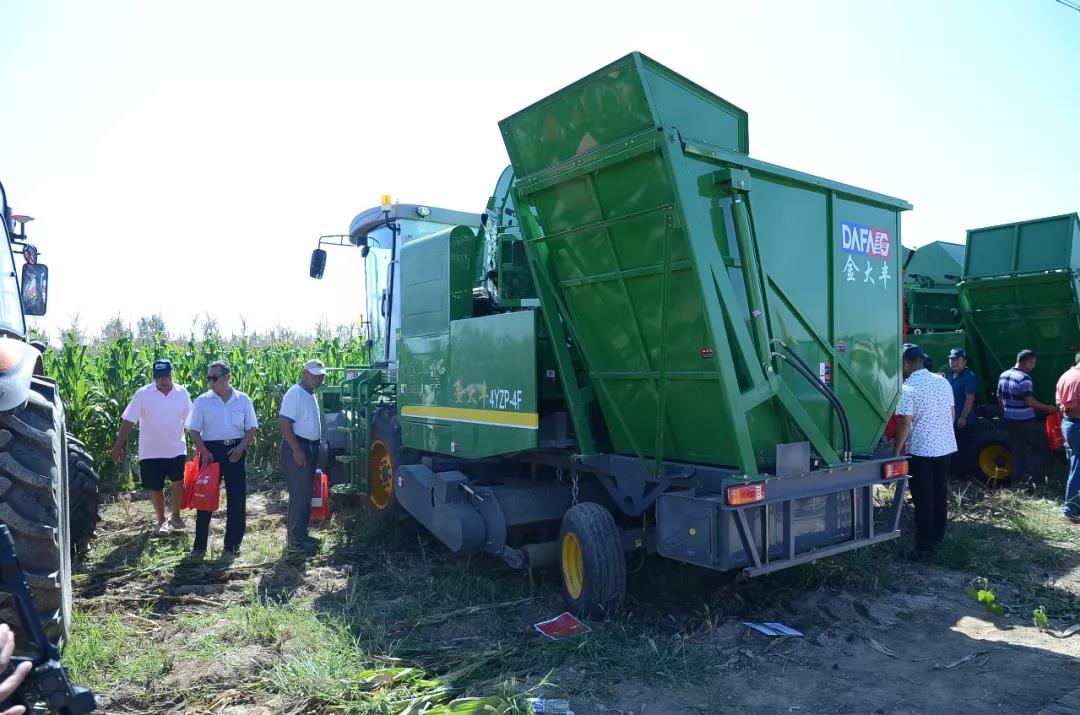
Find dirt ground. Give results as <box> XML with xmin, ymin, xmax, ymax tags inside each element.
<box><xmin>73</xmin><ymin>479</ymin><xmax>1080</xmax><ymax>715</ymax></box>
<box><xmin>597</xmin><ymin>572</ymin><xmax>1080</xmax><ymax>715</ymax></box>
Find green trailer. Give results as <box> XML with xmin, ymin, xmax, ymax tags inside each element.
<box><xmin>310</xmin><ymin>53</ymin><xmax>913</xmax><ymax>615</ymax></box>
<box><xmin>958</xmin><ymin>213</ymin><xmax>1080</xmax><ymax>483</ymax></box>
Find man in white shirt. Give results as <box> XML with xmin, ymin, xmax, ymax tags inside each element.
<box><xmin>279</xmin><ymin>359</ymin><xmax>326</xmax><ymax>550</ymax></box>
<box><xmin>894</xmin><ymin>343</ymin><xmax>958</xmax><ymax>560</ymax></box>
<box><xmin>111</xmin><ymin>360</ymin><xmax>192</xmax><ymax>533</ymax></box>
<box><xmin>185</xmin><ymin>360</ymin><xmax>258</xmax><ymax>559</ymax></box>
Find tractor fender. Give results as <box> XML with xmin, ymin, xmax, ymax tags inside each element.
<box><xmin>0</xmin><ymin>339</ymin><xmax>43</xmax><ymax>412</ymax></box>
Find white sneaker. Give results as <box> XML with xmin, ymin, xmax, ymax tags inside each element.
<box><xmin>169</xmin><ymin>517</ymin><xmax>186</xmax><ymax>531</ymax></box>
<box><xmin>155</xmin><ymin>521</ymin><xmax>169</xmax><ymax>534</ymax></box>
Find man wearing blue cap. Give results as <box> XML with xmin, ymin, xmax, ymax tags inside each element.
<box><xmin>894</xmin><ymin>343</ymin><xmax>957</xmax><ymax>559</ymax></box>
<box><xmin>112</xmin><ymin>359</ymin><xmax>193</xmax><ymax>533</ymax></box>
<box><xmin>946</xmin><ymin>348</ymin><xmax>977</xmax><ymax>453</ymax></box>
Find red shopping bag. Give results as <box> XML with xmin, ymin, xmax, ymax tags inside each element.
<box><xmin>310</xmin><ymin>469</ymin><xmax>330</xmax><ymax>521</ymax></box>
<box><xmin>180</xmin><ymin>456</ymin><xmax>200</xmax><ymax>510</ymax></box>
<box><xmin>182</xmin><ymin>453</ymin><xmax>221</xmax><ymax>512</ymax></box>
<box><xmin>1047</xmin><ymin>411</ymin><xmax>1066</xmax><ymax>451</ymax></box>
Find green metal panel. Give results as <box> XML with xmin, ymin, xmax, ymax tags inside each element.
<box><xmin>501</xmin><ymin>53</ymin><xmax>748</xmax><ymax>177</ymax></box>
<box><xmin>960</xmin><ymin>270</ymin><xmax>1080</xmax><ymax>404</ymax></box>
<box><xmin>907</xmin><ymin>288</ymin><xmax>962</xmax><ymax>331</ymax></box>
<box><xmin>398</xmin><ymin>225</ymin><xmax>539</xmax><ymax>458</ymax></box>
<box><xmin>399</xmin><ymin>312</ymin><xmax>538</xmax><ymax>458</ymax></box>
<box><xmin>960</xmin><ymin>214</ymin><xmax>1080</xmax><ymax>403</ymax></box>
<box><xmin>450</xmin><ymin>226</ymin><xmax>483</xmax><ymax>320</ymax></box>
<box><xmin>500</xmin><ymin>53</ymin><xmax>909</xmax><ymax>475</ymax></box>
<box><xmin>402</xmin><ymin>229</ymin><xmax>450</xmax><ymax>338</ymax></box>
<box><xmin>964</xmin><ymin>214</ymin><xmax>1080</xmax><ymax>279</ymax></box>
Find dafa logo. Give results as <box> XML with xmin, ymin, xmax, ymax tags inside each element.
<box><xmin>841</xmin><ymin>221</ymin><xmax>892</xmax><ymax>260</ymax></box>
<box><xmin>841</xmin><ymin>221</ymin><xmax>893</xmax><ymax>289</ymax></box>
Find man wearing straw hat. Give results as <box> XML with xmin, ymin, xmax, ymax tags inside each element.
<box><xmin>279</xmin><ymin>359</ymin><xmax>327</xmax><ymax>551</ymax></box>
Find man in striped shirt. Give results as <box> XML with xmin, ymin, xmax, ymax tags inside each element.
<box><xmin>997</xmin><ymin>349</ymin><xmax>1056</xmax><ymax>483</ymax></box>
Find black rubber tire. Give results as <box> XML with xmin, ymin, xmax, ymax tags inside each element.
<box><xmin>559</xmin><ymin>502</ymin><xmax>627</xmax><ymax>619</ymax></box>
<box><xmin>0</xmin><ymin>378</ymin><xmax>72</xmax><ymax>650</ymax></box>
<box><xmin>67</xmin><ymin>436</ymin><xmax>101</xmax><ymax>549</ymax></box>
<box><xmin>969</xmin><ymin>428</ymin><xmax>1016</xmax><ymax>487</ymax></box>
<box><xmin>367</xmin><ymin>407</ymin><xmax>417</xmax><ymax>518</ymax></box>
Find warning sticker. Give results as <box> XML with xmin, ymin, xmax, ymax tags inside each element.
<box><xmin>841</xmin><ymin>221</ymin><xmax>892</xmax><ymax>261</ymax></box>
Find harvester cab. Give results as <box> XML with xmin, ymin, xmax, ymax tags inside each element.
<box><xmin>310</xmin><ymin>196</ymin><xmax>481</xmax><ymax>367</ymax></box>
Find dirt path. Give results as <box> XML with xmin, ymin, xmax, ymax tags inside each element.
<box><xmin>72</xmin><ymin>483</ymin><xmax>1080</xmax><ymax>714</ymax></box>
<box><xmin>595</xmin><ymin>571</ymin><xmax>1080</xmax><ymax>715</ymax></box>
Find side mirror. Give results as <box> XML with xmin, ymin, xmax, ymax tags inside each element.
<box><xmin>20</xmin><ymin>263</ymin><xmax>48</xmax><ymax>317</ymax></box>
<box><xmin>309</xmin><ymin>248</ymin><xmax>327</xmax><ymax>279</ymax></box>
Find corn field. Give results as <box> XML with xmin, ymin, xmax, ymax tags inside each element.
<box><xmin>41</xmin><ymin>318</ymin><xmax>369</xmax><ymax>492</ymax></box>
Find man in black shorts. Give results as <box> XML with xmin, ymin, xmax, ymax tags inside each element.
<box><xmin>112</xmin><ymin>360</ymin><xmax>194</xmax><ymax>533</ymax></box>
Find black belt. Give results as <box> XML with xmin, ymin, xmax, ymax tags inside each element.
<box><xmin>292</xmin><ymin>437</ymin><xmax>320</xmax><ymax>446</ymax></box>
<box><xmin>206</xmin><ymin>438</ymin><xmax>243</xmax><ymax>447</ymax></box>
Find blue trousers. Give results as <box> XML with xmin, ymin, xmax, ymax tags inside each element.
<box><xmin>1063</xmin><ymin>417</ymin><xmax>1080</xmax><ymax>517</ymax></box>
<box><xmin>192</xmin><ymin>441</ymin><xmax>247</xmax><ymax>552</ymax></box>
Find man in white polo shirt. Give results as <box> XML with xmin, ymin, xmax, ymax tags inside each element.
<box><xmin>112</xmin><ymin>360</ymin><xmax>192</xmax><ymax>533</ymax></box>
<box><xmin>894</xmin><ymin>343</ymin><xmax>958</xmax><ymax>560</ymax></box>
<box><xmin>279</xmin><ymin>359</ymin><xmax>326</xmax><ymax>550</ymax></box>
<box><xmin>185</xmin><ymin>359</ymin><xmax>258</xmax><ymax>559</ymax></box>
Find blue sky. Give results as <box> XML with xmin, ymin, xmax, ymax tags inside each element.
<box><xmin>1</xmin><ymin>0</ymin><xmax>1077</xmax><ymax>339</ymax></box>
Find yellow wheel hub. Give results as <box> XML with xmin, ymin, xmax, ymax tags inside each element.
<box><xmin>978</xmin><ymin>444</ymin><xmax>1012</xmax><ymax>481</ymax></box>
<box><xmin>562</xmin><ymin>531</ymin><xmax>584</xmax><ymax>600</ymax></box>
<box><xmin>369</xmin><ymin>440</ymin><xmax>395</xmax><ymax>510</ymax></box>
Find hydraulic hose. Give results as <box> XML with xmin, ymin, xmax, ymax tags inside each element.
<box><xmin>775</xmin><ymin>342</ymin><xmax>853</xmax><ymax>462</ymax></box>
<box><xmin>770</xmin><ymin>347</ymin><xmax>852</xmax><ymax>463</ymax></box>
<box><xmin>770</xmin><ymin>340</ymin><xmax>852</xmax><ymax>445</ymax></box>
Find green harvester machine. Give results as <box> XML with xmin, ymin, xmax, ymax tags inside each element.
<box><xmin>309</xmin><ymin>53</ymin><xmax>914</xmax><ymax>615</ymax></box>
<box><xmin>958</xmin><ymin>213</ymin><xmax>1080</xmax><ymax>484</ymax></box>
<box><xmin>902</xmin><ymin>241</ymin><xmax>965</xmax><ymax>368</ymax></box>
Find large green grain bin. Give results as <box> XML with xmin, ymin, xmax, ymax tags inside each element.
<box><xmin>959</xmin><ymin>213</ymin><xmax>1080</xmax><ymax>404</ymax></box>
<box><xmin>501</xmin><ymin>52</ymin><xmax>910</xmax><ymax>475</ymax></box>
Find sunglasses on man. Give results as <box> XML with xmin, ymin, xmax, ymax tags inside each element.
<box><xmin>207</xmin><ymin>372</ymin><xmax>229</xmax><ymax>382</ymax></box>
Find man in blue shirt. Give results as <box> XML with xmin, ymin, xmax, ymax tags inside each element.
<box><xmin>946</xmin><ymin>348</ymin><xmax>977</xmax><ymax>454</ymax></box>
<box><xmin>997</xmin><ymin>349</ymin><xmax>1056</xmax><ymax>483</ymax></box>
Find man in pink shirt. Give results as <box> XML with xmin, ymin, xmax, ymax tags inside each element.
<box><xmin>112</xmin><ymin>360</ymin><xmax>193</xmax><ymax>533</ymax></box>
<box><xmin>1056</xmin><ymin>353</ymin><xmax>1080</xmax><ymax>523</ymax></box>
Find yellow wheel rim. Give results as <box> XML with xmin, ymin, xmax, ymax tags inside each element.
<box><xmin>369</xmin><ymin>440</ymin><xmax>395</xmax><ymax>510</ymax></box>
<box><xmin>562</xmin><ymin>531</ymin><xmax>584</xmax><ymax>600</ymax></box>
<box><xmin>978</xmin><ymin>444</ymin><xmax>1012</xmax><ymax>481</ymax></box>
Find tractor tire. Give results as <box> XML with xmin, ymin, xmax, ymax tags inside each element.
<box><xmin>559</xmin><ymin>502</ymin><xmax>626</xmax><ymax>619</ymax></box>
<box><xmin>367</xmin><ymin>407</ymin><xmax>417</xmax><ymax>518</ymax></box>
<box><xmin>970</xmin><ymin>428</ymin><xmax>1015</xmax><ymax>487</ymax></box>
<box><xmin>0</xmin><ymin>378</ymin><xmax>72</xmax><ymax>650</ymax></box>
<box><xmin>67</xmin><ymin>437</ymin><xmax>101</xmax><ymax>549</ymax></box>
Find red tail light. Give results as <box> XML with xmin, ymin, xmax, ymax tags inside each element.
<box><xmin>883</xmin><ymin>460</ymin><xmax>908</xmax><ymax>479</ymax></box>
<box><xmin>727</xmin><ymin>482</ymin><xmax>766</xmax><ymax>505</ymax></box>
